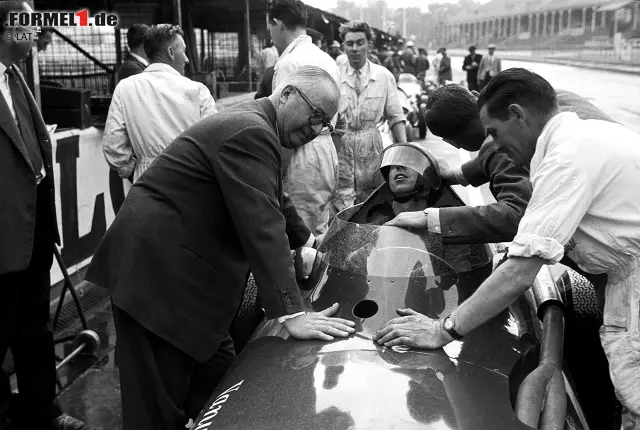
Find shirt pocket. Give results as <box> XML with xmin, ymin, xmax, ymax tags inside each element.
<box><xmin>361</xmin><ymin>97</ymin><xmax>384</xmax><ymax>122</ymax></box>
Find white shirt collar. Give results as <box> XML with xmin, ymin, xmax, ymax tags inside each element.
<box><xmin>144</xmin><ymin>62</ymin><xmax>181</xmax><ymax>75</ymax></box>
<box><xmin>130</xmin><ymin>52</ymin><xmax>149</xmax><ymax>67</ymax></box>
<box><xmin>279</xmin><ymin>35</ymin><xmax>312</xmax><ymax>59</ymax></box>
<box><xmin>0</xmin><ymin>63</ymin><xmax>7</xmax><ymax>75</ymax></box>
<box><xmin>532</xmin><ymin>111</ymin><xmax>579</xmax><ymax>173</ymax></box>
<box><xmin>347</xmin><ymin>60</ymin><xmax>370</xmax><ymax>77</ymax></box>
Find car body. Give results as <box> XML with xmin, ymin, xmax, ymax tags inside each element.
<box><xmin>192</xmin><ymin>183</ymin><xmax>594</xmax><ymax>430</ymax></box>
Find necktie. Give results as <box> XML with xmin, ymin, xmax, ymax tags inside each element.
<box><xmin>5</xmin><ymin>68</ymin><xmax>43</xmax><ymax>178</ymax></box>
<box><xmin>354</xmin><ymin>69</ymin><xmax>363</xmax><ymax>95</ymax></box>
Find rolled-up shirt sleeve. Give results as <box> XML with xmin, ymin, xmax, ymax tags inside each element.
<box><xmin>102</xmin><ymin>85</ymin><xmax>135</xmax><ymax>179</ymax></box>
<box><xmin>383</xmin><ymin>70</ymin><xmax>406</xmax><ymax>130</ymax></box>
<box><xmin>508</xmin><ymin>155</ymin><xmax>594</xmax><ymax>264</ymax></box>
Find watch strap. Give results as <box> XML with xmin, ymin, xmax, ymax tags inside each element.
<box><xmin>443</xmin><ymin>316</ymin><xmax>463</xmax><ymax>340</ymax></box>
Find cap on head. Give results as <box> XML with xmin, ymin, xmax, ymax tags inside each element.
<box><xmin>488</xmin><ymin>43</ymin><xmax>496</xmax><ymax>49</ymax></box>
<box><xmin>307</xmin><ymin>27</ymin><xmax>323</xmax><ymax>44</ymax></box>
<box><xmin>406</xmin><ymin>41</ymin><xmax>414</xmax><ymax>47</ymax></box>
<box><xmin>379</xmin><ymin>143</ymin><xmax>442</xmax><ymax>191</ymax></box>
<box><xmin>330</xmin><ymin>40</ymin><xmax>341</xmax><ymax>48</ymax></box>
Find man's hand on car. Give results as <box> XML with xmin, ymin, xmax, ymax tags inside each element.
<box><xmin>373</xmin><ymin>308</ymin><xmax>453</xmax><ymax>349</ymax></box>
<box><xmin>284</xmin><ymin>303</ymin><xmax>356</xmax><ymax>341</ymax></box>
<box><xmin>383</xmin><ymin>211</ymin><xmax>427</xmax><ymax>229</ymax></box>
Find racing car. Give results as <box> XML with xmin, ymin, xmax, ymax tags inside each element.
<box><xmin>192</xmin><ymin>170</ymin><xmax>610</xmax><ymax>429</ymax></box>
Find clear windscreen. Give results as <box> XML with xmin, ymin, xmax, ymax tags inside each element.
<box><xmin>318</xmin><ymin>215</ymin><xmax>492</xmax><ymax>278</ymax></box>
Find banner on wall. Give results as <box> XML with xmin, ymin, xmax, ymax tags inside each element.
<box><xmin>50</xmin><ymin>127</ymin><xmax>130</xmax><ymax>286</ymax></box>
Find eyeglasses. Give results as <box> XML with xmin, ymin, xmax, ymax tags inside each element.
<box><xmin>293</xmin><ymin>86</ymin><xmax>334</xmax><ymax>136</ymax></box>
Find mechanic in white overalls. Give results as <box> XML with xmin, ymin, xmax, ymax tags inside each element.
<box><xmin>332</xmin><ymin>20</ymin><xmax>407</xmax><ymax>214</ymax></box>
<box><xmin>374</xmin><ymin>69</ymin><xmax>640</xmax><ymax>428</ymax></box>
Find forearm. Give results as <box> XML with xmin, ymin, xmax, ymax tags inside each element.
<box><xmin>390</xmin><ymin>121</ymin><xmax>407</xmax><ymax>143</ymax></box>
<box><xmin>450</xmin><ymin>257</ymin><xmax>542</xmax><ymax>335</ymax></box>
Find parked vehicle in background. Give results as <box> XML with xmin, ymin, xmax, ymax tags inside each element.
<box><xmin>397</xmin><ymin>73</ymin><xmax>428</xmax><ymax>140</ymax></box>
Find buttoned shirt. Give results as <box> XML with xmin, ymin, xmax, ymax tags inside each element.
<box><xmin>0</xmin><ymin>63</ymin><xmax>46</xmax><ymax>183</ymax></box>
<box><xmin>508</xmin><ymin>112</ymin><xmax>640</xmax><ymax>275</ymax></box>
<box><xmin>103</xmin><ymin>62</ymin><xmax>218</xmax><ymax>181</ymax></box>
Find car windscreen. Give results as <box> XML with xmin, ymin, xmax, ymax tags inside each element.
<box><xmin>318</xmin><ymin>217</ymin><xmax>492</xmax><ymax>278</ymax></box>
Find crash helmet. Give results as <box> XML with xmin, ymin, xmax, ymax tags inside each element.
<box><xmin>378</xmin><ymin>142</ymin><xmax>442</xmax><ymax>203</ymax></box>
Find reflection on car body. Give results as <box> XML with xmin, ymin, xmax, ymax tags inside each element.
<box><xmin>190</xmin><ymin>182</ymin><xmax>591</xmax><ymax>430</ymax></box>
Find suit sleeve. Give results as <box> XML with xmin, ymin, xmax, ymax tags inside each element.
<box><xmin>439</xmin><ymin>146</ymin><xmax>532</xmax><ymax>245</ymax></box>
<box><xmin>462</xmin><ymin>56</ymin><xmax>470</xmax><ymax>71</ymax></box>
<box><xmin>212</xmin><ymin>127</ymin><xmax>304</xmax><ymax>319</ymax></box>
<box><xmin>283</xmin><ymin>192</ymin><xmax>313</xmax><ymax>249</ymax></box>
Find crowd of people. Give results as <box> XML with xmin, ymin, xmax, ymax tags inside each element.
<box><xmin>1</xmin><ymin>0</ymin><xmax>640</xmax><ymax>429</ymax></box>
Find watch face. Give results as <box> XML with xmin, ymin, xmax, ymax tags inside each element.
<box><xmin>444</xmin><ymin>318</ymin><xmax>453</xmax><ymax>330</ymax></box>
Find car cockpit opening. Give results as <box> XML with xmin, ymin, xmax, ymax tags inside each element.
<box><xmin>353</xmin><ymin>299</ymin><xmax>379</xmax><ymax>319</ymax></box>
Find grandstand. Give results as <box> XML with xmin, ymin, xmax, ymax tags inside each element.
<box><xmin>437</xmin><ymin>0</ymin><xmax>640</xmax><ymax>50</ymax></box>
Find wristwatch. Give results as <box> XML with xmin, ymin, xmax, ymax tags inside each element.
<box><xmin>442</xmin><ymin>315</ymin><xmax>463</xmax><ymax>340</ymax></box>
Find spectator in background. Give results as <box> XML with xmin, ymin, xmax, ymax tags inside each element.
<box><xmin>415</xmin><ymin>48</ymin><xmax>430</xmax><ymax>79</ymax></box>
<box><xmin>268</xmin><ymin>0</ymin><xmax>340</xmax><ymax>235</ymax></box>
<box><xmin>432</xmin><ymin>48</ymin><xmax>442</xmax><ymax>83</ymax></box>
<box><xmin>438</xmin><ymin>47</ymin><xmax>452</xmax><ymax>85</ymax></box>
<box><xmin>477</xmin><ymin>43</ymin><xmax>501</xmax><ymax>90</ymax></box>
<box><xmin>333</xmin><ymin>20</ymin><xmax>406</xmax><ymax>211</ymax></box>
<box><xmin>0</xmin><ymin>3</ymin><xmax>86</xmax><ymax>429</ymax></box>
<box><xmin>255</xmin><ymin>65</ymin><xmax>276</xmax><ymax>99</ymax></box>
<box><xmin>258</xmin><ymin>39</ymin><xmax>279</xmax><ymax>75</ymax></box>
<box><xmin>368</xmin><ymin>47</ymin><xmax>381</xmax><ymax>65</ymax></box>
<box><xmin>401</xmin><ymin>40</ymin><xmax>416</xmax><ymax>75</ymax></box>
<box><xmin>103</xmin><ymin>24</ymin><xmax>217</xmax><ymax>183</ymax></box>
<box><xmin>117</xmin><ymin>23</ymin><xmax>150</xmax><ymax>82</ymax></box>
<box><xmin>462</xmin><ymin>45</ymin><xmax>482</xmax><ymax>91</ymax></box>
<box><xmin>36</xmin><ymin>27</ymin><xmax>53</xmax><ymax>52</ymax></box>
<box><xmin>383</xmin><ymin>50</ymin><xmax>404</xmax><ymax>80</ymax></box>
<box><xmin>328</xmin><ymin>40</ymin><xmax>342</xmax><ymax>60</ymax></box>
<box><xmin>307</xmin><ymin>27</ymin><xmax>323</xmax><ymax>47</ymax></box>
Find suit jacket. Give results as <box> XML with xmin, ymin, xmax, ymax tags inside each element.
<box><xmin>0</xmin><ymin>65</ymin><xmax>59</xmax><ymax>275</ymax></box>
<box><xmin>85</xmin><ymin>98</ymin><xmax>309</xmax><ymax>363</ymax></box>
<box><xmin>462</xmin><ymin>54</ymin><xmax>482</xmax><ymax>80</ymax></box>
<box><xmin>477</xmin><ymin>55</ymin><xmax>502</xmax><ymax>83</ymax></box>
<box><xmin>438</xmin><ymin>56</ymin><xmax>452</xmax><ymax>81</ymax></box>
<box><xmin>117</xmin><ymin>53</ymin><xmax>147</xmax><ymax>82</ymax></box>
<box><xmin>442</xmin><ymin>89</ymin><xmax>616</xmax><ymax>245</ymax></box>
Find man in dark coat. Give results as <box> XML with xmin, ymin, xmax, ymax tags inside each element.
<box><xmin>462</xmin><ymin>46</ymin><xmax>482</xmax><ymax>92</ymax></box>
<box><xmin>85</xmin><ymin>65</ymin><xmax>355</xmax><ymax>429</ymax></box>
<box><xmin>0</xmin><ymin>2</ymin><xmax>85</xmax><ymax>429</ymax></box>
<box><xmin>117</xmin><ymin>24</ymin><xmax>150</xmax><ymax>82</ymax></box>
<box><xmin>385</xmin><ymin>84</ymin><xmax>615</xmax><ymax>245</ymax></box>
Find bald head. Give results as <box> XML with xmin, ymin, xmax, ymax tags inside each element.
<box><xmin>269</xmin><ymin>65</ymin><xmax>340</xmax><ymax>149</ymax></box>
<box><xmin>271</xmin><ymin>65</ymin><xmax>340</xmax><ymax>115</ymax></box>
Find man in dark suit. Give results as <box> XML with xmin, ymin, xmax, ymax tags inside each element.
<box><xmin>85</xmin><ymin>65</ymin><xmax>355</xmax><ymax>429</ymax></box>
<box><xmin>386</xmin><ymin>84</ymin><xmax>615</xmax><ymax>244</ymax></box>
<box><xmin>462</xmin><ymin>46</ymin><xmax>482</xmax><ymax>92</ymax></box>
<box><xmin>0</xmin><ymin>3</ymin><xmax>85</xmax><ymax>429</ymax></box>
<box><xmin>117</xmin><ymin>24</ymin><xmax>149</xmax><ymax>82</ymax></box>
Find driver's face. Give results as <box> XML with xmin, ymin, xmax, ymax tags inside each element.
<box><xmin>388</xmin><ymin>166</ymin><xmax>420</xmax><ymax>195</ymax></box>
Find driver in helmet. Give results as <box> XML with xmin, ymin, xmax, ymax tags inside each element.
<box><xmin>364</xmin><ymin>143</ymin><xmax>442</xmax><ymax>226</ymax></box>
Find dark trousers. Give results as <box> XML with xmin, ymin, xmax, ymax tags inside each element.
<box><xmin>466</xmin><ymin>73</ymin><xmax>479</xmax><ymax>91</ymax></box>
<box><xmin>113</xmin><ymin>306</ymin><xmax>235</xmax><ymax>430</ymax></box>
<box><xmin>0</xmin><ymin>184</ymin><xmax>60</xmax><ymax>430</ymax></box>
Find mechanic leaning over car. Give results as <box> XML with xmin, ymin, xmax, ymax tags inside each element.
<box><xmin>375</xmin><ymin>68</ymin><xmax>640</xmax><ymax>429</ymax></box>
<box><xmin>332</xmin><ymin>20</ymin><xmax>408</xmax><ymax>214</ymax></box>
<box><xmin>84</xmin><ymin>66</ymin><xmax>355</xmax><ymax>430</ymax></box>
<box><xmin>385</xmin><ymin>83</ymin><xmax>616</xmax><ymax>247</ymax></box>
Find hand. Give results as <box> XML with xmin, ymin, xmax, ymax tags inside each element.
<box><xmin>283</xmin><ymin>303</ymin><xmax>356</xmax><ymax>341</ymax></box>
<box><xmin>383</xmin><ymin>211</ymin><xmax>427</xmax><ymax>229</ymax></box>
<box><xmin>373</xmin><ymin>309</ymin><xmax>453</xmax><ymax>349</ymax></box>
<box><xmin>470</xmin><ymin>90</ymin><xmax>480</xmax><ymax>98</ymax></box>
